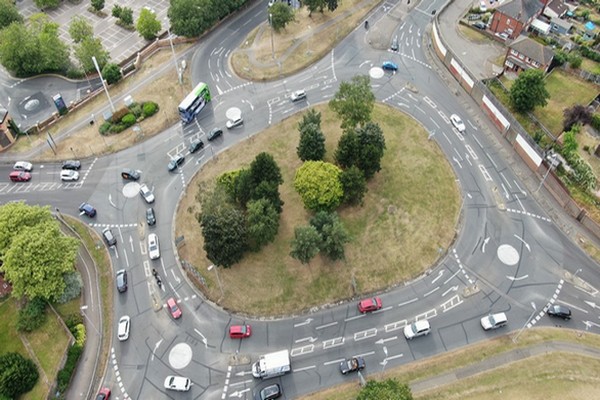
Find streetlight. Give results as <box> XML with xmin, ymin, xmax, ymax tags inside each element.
<box><xmin>512</xmin><ymin>301</ymin><xmax>537</xmax><ymax>343</ymax></box>
<box><xmin>165</xmin><ymin>20</ymin><xmax>183</xmax><ymax>85</ymax></box>
<box><xmin>536</xmin><ymin>153</ymin><xmax>558</xmax><ymax>193</ymax></box>
<box><xmin>573</xmin><ymin>268</ymin><xmax>582</xmax><ymax>279</ymax></box>
<box><xmin>92</xmin><ymin>56</ymin><xmax>115</xmax><ymax>113</ymax></box>
<box><xmin>269</xmin><ymin>13</ymin><xmax>275</xmax><ymax>60</ymax></box>
<box><xmin>208</xmin><ymin>264</ymin><xmax>224</xmax><ymax>300</ymax></box>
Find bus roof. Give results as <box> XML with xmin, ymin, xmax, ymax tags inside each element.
<box><xmin>178</xmin><ymin>82</ymin><xmax>208</xmax><ymax>110</ymax></box>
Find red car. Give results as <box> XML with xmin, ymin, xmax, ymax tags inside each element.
<box><xmin>358</xmin><ymin>297</ymin><xmax>382</xmax><ymax>313</ymax></box>
<box><xmin>167</xmin><ymin>297</ymin><xmax>182</xmax><ymax>319</ymax></box>
<box><xmin>95</xmin><ymin>387</ymin><xmax>110</xmax><ymax>400</ymax></box>
<box><xmin>9</xmin><ymin>171</ymin><xmax>31</xmax><ymax>182</ymax></box>
<box><xmin>229</xmin><ymin>324</ymin><xmax>252</xmax><ymax>339</ymax></box>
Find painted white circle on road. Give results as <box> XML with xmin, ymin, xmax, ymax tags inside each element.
<box><xmin>168</xmin><ymin>343</ymin><xmax>193</xmax><ymax>369</ymax></box>
<box><xmin>370</xmin><ymin>67</ymin><xmax>384</xmax><ymax>79</ymax></box>
<box><xmin>122</xmin><ymin>182</ymin><xmax>140</xmax><ymax>198</ymax></box>
<box><xmin>497</xmin><ymin>244</ymin><xmax>519</xmax><ymax>266</ymax></box>
<box><xmin>226</xmin><ymin>107</ymin><xmax>242</xmax><ymax>120</ymax></box>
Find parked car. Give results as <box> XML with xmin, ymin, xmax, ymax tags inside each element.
<box><xmin>139</xmin><ymin>184</ymin><xmax>155</xmax><ymax>203</ymax></box>
<box><xmin>164</xmin><ymin>375</ymin><xmax>191</xmax><ymax>392</ymax></box>
<box><xmin>146</xmin><ymin>207</ymin><xmax>156</xmax><ymax>226</ymax></box>
<box><xmin>450</xmin><ymin>114</ymin><xmax>466</xmax><ymax>133</ymax></box>
<box><xmin>167</xmin><ymin>297</ymin><xmax>182</xmax><ymax>319</ymax></box>
<box><xmin>78</xmin><ymin>202</ymin><xmax>96</xmax><ymax>217</ymax></box>
<box><xmin>148</xmin><ymin>233</ymin><xmax>160</xmax><ymax>259</ymax></box>
<box><xmin>390</xmin><ymin>35</ymin><xmax>399</xmax><ymax>51</ymax></box>
<box><xmin>339</xmin><ymin>356</ymin><xmax>365</xmax><ymax>374</ymax></box>
<box><xmin>116</xmin><ymin>269</ymin><xmax>128</xmax><ymax>293</ymax></box>
<box><xmin>229</xmin><ymin>324</ymin><xmax>252</xmax><ymax>339</ymax></box>
<box><xmin>121</xmin><ymin>168</ymin><xmax>141</xmax><ymax>181</ymax></box>
<box><xmin>118</xmin><ymin>315</ymin><xmax>130</xmax><ymax>341</ymax></box>
<box><xmin>13</xmin><ymin>161</ymin><xmax>33</xmax><ymax>171</ymax></box>
<box><xmin>479</xmin><ymin>1</ymin><xmax>487</xmax><ymax>12</ymax></box>
<box><xmin>259</xmin><ymin>384</ymin><xmax>282</xmax><ymax>400</ymax></box>
<box><xmin>226</xmin><ymin>117</ymin><xmax>243</xmax><ymax>129</ymax></box>
<box><xmin>95</xmin><ymin>387</ymin><xmax>111</xmax><ymax>400</ymax></box>
<box><xmin>480</xmin><ymin>312</ymin><xmax>508</xmax><ymax>331</ymax></box>
<box><xmin>60</xmin><ymin>170</ymin><xmax>79</xmax><ymax>181</ymax></box>
<box><xmin>473</xmin><ymin>21</ymin><xmax>487</xmax><ymax>30</ymax></box>
<box><xmin>547</xmin><ymin>305</ymin><xmax>571</xmax><ymax>320</ymax></box>
<box><xmin>382</xmin><ymin>61</ymin><xmax>398</xmax><ymax>71</ymax></box>
<box><xmin>9</xmin><ymin>171</ymin><xmax>31</xmax><ymax>182</ymax></box>
<box><xmin>102</xmin><ymin>227</ymin><xmax>117</xmax><ymax>246</ymax></box>
<box><xmin>189</xmin><ymin>139</ymin><xmax>205</xmax><ymax>153</ymax></box>
<box><xmin>208</xmin><ymin>127</ymin><xmax>225</xmax><ymax>139</ymax></box>
<box><xmin>168</xmin><ymin>155</ymin><xmax>185</xmax><ymax>171</ymax></box>
<box><xmin>358</xmin><ymin>297</ymin><xmax>382</xmax><ymax>313</ymax></box>
<box><xmin>62</xmin><ymin>160</ymin><xmax>81</xmax><ymax>170</ymax></box>
<box><xmin>290</xmin><ymin>90</ymin><xmax>307</xmax><ymax>102</ymax></box>
<box><xmin>404</xmin><ymin>320</ymin><xmax>431</xmax><ymax>339</ymax></box>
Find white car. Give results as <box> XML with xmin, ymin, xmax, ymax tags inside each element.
<box><xmin>13</xmin><ymin>161</ymin><xmax>33</xmax><ymax>171</ymax></box>
<box><xmin>148</xmin><ymin>233</ymin><xmax>160</xmax><ymax>260</ymax></box>
<box><xmin>480</xmin><ymin>312</ymin><xmax>508</xmax><ymax>331</ymax></box>
<box><xmin>290</xmin><ymin>90</ymin><xmax>307</xmax><ymax>102</ymax></box>
<box><xmin>118</xmin><ymin>315</ymin><xmax>130</xmax><ymax>341</ymax></box>
<box><xmin>60</xmin><ymin>170</ymin><xmax>79</xmax><ymax>181</ymax></box>
<box><xmin>450</xmin><ymin>114</ymin><xmax>466</xmax><ymax>133</ymax></box>
<box><xmin>139</xmin><ymin>183</ymin><xmax>155</xmax><ymax>203</ymax></box>
<box><xmin>226</xmin><ymin>117</ymin><xmax>244</xmax><ymax>129</ymax></box>
<box><xmin>164</xmin><ymin>375</ymin><xmax>191</xmax><ymax>392</ymax></box>
<box><xmin>404</xmin><ymin>320</ymin><xmax>431</xmax><ymax>340</ymax></box>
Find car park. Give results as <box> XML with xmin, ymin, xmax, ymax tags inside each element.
<box><xmin>259</xmin><ymin>383</ymin><xmax>282</xmax><ymax>400</ymax></box>
<box><xmin>13</xmin><ymin>161</ymin><xmax>33</xmax><ymax>171</ymax></box>
<box><xmin>189</xmin><ymin>139</ymin><xmax>205</xmax><ymax>153</ymax></box>
<box><xmin>118</xmin><ymin>315</ymin><xmax>130</xmax><ymax>341</ymax></box>
<box><xmin>95</xmin><ymin>387</ymin><xmax>111</xmax><ymax>400</ymax></box>
<box><xmin>60</xmin><ymin>170</ymin><xmax>79</xmax><ymax>181</ymax></box>
<box><xmin>290</xmin><ymin>90</ymin><xmax>307</xmax><ymax>102</ymax></box>
<box><xmin>102</xmin><ymin>227</ymin><xmax>117</xmax><ymax>246</ymax></box>
<box><xmin>121</xmin><ymin>168</ymin><xmax>141</xmax><ymax>181</ymax></box>
<box><xmin>208</xmin><ymin>127</ymin><xmax>224</xmax><ymax>140</ymax></box>
<box><xmin>78</xmin><ymin>203</ymin><xmax>96</xmax><ymax>217</ymax></box>
<box><xmin>382</xmin><ymin>61</ymin><xmax>398</xmax><ymax>71</ymax></box>
<box><xmin>62</xmin><ymin>160</ymin><xmax>81</xmax><ymax>170</ymax></box>
<box><xmin>339</xmin><ymin>356</ymin><xmax>365</xmax><ymax>374</ymax></box>
<box><xmin>167</xmin><ymin>297</ymin><xmax>182</xmax><ymax>319</ymax></box>
<box><xmin>116</xmin><ymin>270</ymin><xmax>128</xmax><ymax>293</ymax></box>
<box><xmin>139</xmin><ymin>184</ymin><xmax>155</xmax><ymax>203</ymax></box>
<box><xmin>168</xmin><ymin>155</ymin><xmax>185</xmax><ymax>171</ymax></box>
<box><xmin>164</xmin><ymin>375</ymin><xmax>191</xmax><ymax>392</ymax></box>
<box><xmin>547</xmin><ymin>305</ymin><xmax>571</xmax><ymax>320</ymax></box>
<box><xmin>226</xmin><ymin>117</ymin><xmax>243</xmax><ymax>129</ymax></box>
<box><xmin>148</xmin><ymin>233</ymin><xmax>160</xmax><ymax>259</ymax></box>
<box><xmin>473</xmin><ymin>21</ymin><xmax>487</xmax><ymax>30</ymax></box>
<box><xmin>450</xmin><ymin>113</ymin><xmax>466</xmax><ymax>133</ymax></box>
<box><xmin>357</xmin><ymin>297</ymin><xmax>382</xmax><ymax>313</ymax></box>
<box><xmin>229</xmin><ymin>324</ymin><xmax>252</xmax><ymax>339</ymax></box>
<box><xmin>146</xmin><ymin>207</ymin><xmax>156</xmax><ymax>226</ymax></box>
<box><xmin>480</xmin><ymin>312</ymin><xmax>508</xmax><ymax>330</ymax></box>
<box><xmin>404</xmin><ymin>320</ymin><xmax>431</xmax><ymax>339</ymax></box>
<box><xmin>9</xmin><ymin>171</ymin><xmax>31</xmax><ymax>182</ymax></box>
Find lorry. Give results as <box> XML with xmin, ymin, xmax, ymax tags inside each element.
<box><xmin>252</xmin><ymin>350</ymin><xmax>291</xmax><ymax>379</ymax></box>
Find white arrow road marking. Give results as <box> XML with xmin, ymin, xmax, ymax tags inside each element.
<box><xmin>194</xmin><ymin>328</ymin><xmax>208</xmax><ymax>348</ymax></box>
<box><xmin>482</xmin><ymin>237</ymin><xmax>490</xmax><ymax>253</ymax></box>
<box><xmin>584</xmin><ymin>301</ymin><xmax>600</xmax><ymax>310</ymax></box>
<box><xmin>584</xmin><ymin>320</ymin><xmax>600</xmax><ymax>330</ymax></box>
<box><xmin>506</xmin><ymin>275</ymin><xmax>529</xmax><ymax>281</ymax></box>
<box><xmin>151</xmin><ymin>339</ymin><xmax>163</xmax><ymax>361</ymax></box>
<box><xmin>431</xmin><ymin>270</ymin><xmax>444</xmax><ymax>284</ymax></box>
<box><xmin>324</xmin><ymin>358</ymin><xmax>345</xmax><ymax>366</ymax></box>
<box><xmin>293</xmin><ymin>365</ymin><xmax>316</xmax><ymax>372</ymax></box>
<box><xmin>229</xmin><ymin>380</ymin><xmax>253</xmax><ymax>387</ymax></box>
<box><xmin>234</xmin><ymin>371</ymin><xmax>253</xmax><ymax>377</ymax></box>
<box><xmin>129</xmin><ymin>236</ymin><xmax>134</xmax><ymax>252</ymax></box>
<box><xmin>170</xmin><ymin>269</ymin><xmax>181</xmax><ymax>284</ymax></box>
<box><xmin>375</xmin><ymin>336</ymin><xmax>397</xmax><ymax>345</ymax></box>
<box><xmin>229</xmin><ymin>388</ymin><xmax>250</xmax><ymax>398</ymax></box>
<box><xmin>316</xmin><ymin>321</ymin><xmax>337</xmax><ymax>330</ymax></box>
<box><xmin>442</xmin><ymin>285</ymin><xmax>458</xmax><ymax>297</ymax></box>
<box><xmin>295</xmin><ymin>336</ymin><xmax>317</xmax><ymax>344</ymax></box>
<box><xmin>513</xmin><ymin>234</ymin><xmax>531</xmax><ymax>252</ymax></box>
<box><xmin>294</xmin><ymin>318</ymin><xmax>313</xmax><ymax>327</ymax></box>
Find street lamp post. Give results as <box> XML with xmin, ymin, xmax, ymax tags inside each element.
<box><xmin>536</xmin><ymin>153</ymin><xmax>558</xmax><ymax>193</ymax></box>
<box><xmin>166</xmin><ymin>22</ymin><xmax>183</xmax><ymax>85</ymax></box>
<box><xmin>269</xmin><ymin>13</ymin><xmax>275</xmax><ymax>60</ymax></box>
<box><xmin>92</xmin><ymin>56</ymin><xmax>116</xmax><ymax>113</ymax></box>
<box><xmin>208</xmin><ymin>264</ymin><xmax>224</xmax><ymax>300</ymax></box>
<box><xmin>512</xmin><ymin>302</ymin><xmax>537</xmax><ymax>343</ymax></box>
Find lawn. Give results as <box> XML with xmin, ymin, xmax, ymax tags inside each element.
<box><xmin>176</xmin><ymin>103</ymin><xmax>460</xmax><ymax>315</ymax></box>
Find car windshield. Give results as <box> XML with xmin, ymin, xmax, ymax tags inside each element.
<box><xmin>171</xmin><ymin>304</ymin><xmax>178</xmax><ymax>313</ymax></box>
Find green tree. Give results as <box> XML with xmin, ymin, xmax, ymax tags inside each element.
<box><xmin>233</xmin><ymin>169</ymin><xmax>254</xmax><ymax>208</ymax></box>
<box><xmin>355</xmin><ymin>122</ymin><xmax>386</xmax><ymax>179</ymax></box>
<box><xmin>335</xmin><ymin>129</ymin><xmax>359</xmax><ymax>169</ymax></box>
<box><xmin>69</xmin><ymin>16</ymin><xmax>94</xmax><ymax>43</ymax></box>
<box><xmin>294</xmin><ymin>161</ymin><xmax>343</xmax><ymax>212</ymax></box>
<box><xmin>326</xmin><ymin>0</ymin><xmax>339</xmax><ymax>11</ymax></box>
<box><xmin>329</xmin><ymin>75</ymin><xmax>375</xmax><ymax>130</ymax></box>
<box><xmin>568</xmin><ymin>53</ymin><xmax>583</xmax><ymax>69</ymax></box>
<box><xmin>137</xmin><ymin>7</ymin><xmax>162</xmax><ymax>40</ymax></box>
<box><xmin>31</xmin><ymin>14</ymin><xmax>70</xmax><ymax>73</ymax></box>
<box><xmin>297</xmin><ymin>122</ymin><xmax>326</xmax><ymax>161</ymax></box>
<box><xmin>2</xmin><ymin>223</ymin><xmax>79</xmax><ymax>302</ymax></box>
<box><xmin>290</xmin><ymin>225</ymin><xmax>321</xmax><ymax>264</ymax></box>
<box><xmin>357</xmin><ymin>379</ymin><xmax>413</xmax><ymax>400</ymax></box>
<box><xmin>169</xmin><ymin>0</ymin><xmax>218</xmax><ymax>38</ymax></box>
<box><xmin>304</xmin><ymin>0</ymin><xmax>326</xmax><ymax>16</ymax></box>
<box><xmin>0</xmin><ymin>0</ymin><xmax>23</xmax><ymax>28</ymax></box>
<box><xmin>252</xmin><ymin>180</ymin><xmax>284</xmax><ymax>213</ymax></box>
<box><xmin>563</xmin><ymin>104</ymin><xmax>592</xmax><ymax>132</ymax></box>
<box><xmin>269</xmin><ymin>2</ymin><xmax>295</xmax><ymax>33</ymax></box>
<box><xmin>246</xmin><ymin>199</ymin><xmax>280</xmax><ymax>251</ymax></box>
<box><xmin>120</xmin><ymin>7</ymin><xmax>134</xmax><ymax>25</ymax></box>
<box><xmin>562</xmin><ymin>127</ymin><xmax>579</xmax><ymax>155</ymax></box>
<box><xmin>0</xmin><ymin>202</ymin><xmax>53</xmax><ymax>258</ymax></box>
<box><xmin>509</xmin><ymin>69</ymin><xmax>549</xmax><ymax>113</ymax></box>
<box><xmin>340</xmin><ymin>165</ymin><xmax>367</xmax><ymax>205</ymax></box>
<box><xmin>102</xmin><ymin>63</ymin><xmax>122</xmax><ymax>84</ymax></box>
<box><xmin>249</xmin><ymin>152</ymin><xmax>283</xmax><ymax>187</ymax></box>
<box><xmin>34</xmin><ymin>0</ymin><xmax>60</xmax><ymax>10</ymax></box>
<box><xmin>90</xmin><ymin>0</ymin><xmax>105</xmax><ymax>12</ymax></box>
<box><xmin>74</xmin><ymin>36</ymin><xmax>110</xmax><ymax>73</ymax></box>
<box><xmin>0</xmin><ymin>353</ymin><xmax>38</xmax><ymax>399</ymax></box>
<box><xmin>309</xmin><ymin>211</ymin><xmax>349</xmax><ymax>261</ymax></box>
<box><xmin>298</xmin><ymin>109</ymin><xmax>322</xmax><ymax>132</ymax></box>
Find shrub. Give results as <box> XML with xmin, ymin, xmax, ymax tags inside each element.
<box><xmin>66</xmin><ymin>67</ymin><xmax>85</xmax><ymax>79</ymax></box>
<box><xmin>74</xmin><ymin>324</ymin><xmax>86</xmax><ymax>347</ymax></box>
<box><xmin>56</xmin><ymin>271</ymin><xmax>82</xmax><ymax>304</ymax></box>
<box><xmin>55</xmin><ymin>344</ymin><xmax>83</xmax><ymax>393</ymax></box>
<box><xmin>64</xmin><ymin>313</ymin><xmax>83</xmax><ymax>334</ymax></box>
<box><xmin>111</xmin><ymin>107</ymin><xmax>130</xmax><ymax>123</ymax></box>
<box><xmin>99</xmin><ymin>122</ymin><xmax>111</xmax><ymax>135</ymax></box>
<box><xmin>129</xmin><ymin>103</ymin><xmax>143</xmax><ymax>118</ymax></box>
<box><xmin>16</xmin><ymin>298</ymin><xmax>47</xmax><ymax>332</ymax></box>
<box><xmin>102</xmin><ymin>63</ymin><xmax>122</xmax><ymax>85</ymax></box>
<box><xmin>109</xmin><ymin>124</ymin><xmax>126</xmax><ymax>134</ymax></box>
<box><xmin>592</xmin><ymin>114</ymin><xmax>600</xmax><ymax>131</ymax></box>
<box><xmin>111</xmin><ymin>4</ymin><xmax>122</xmax><ymax>18</ymax></box>
<box><xmin>142</xmin><ymin>101</ymin><xmax>158</xmax><ymax>117</ymax></box>
<box><xmin>121</xmin><ymin>113</ymin><xmax>136</xmax><ymax>127</ymax></box>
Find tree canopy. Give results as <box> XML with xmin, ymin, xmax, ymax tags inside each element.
<box><xmin>335</xmin><ymin>122</ymin><xmax>386</xmax><ymax>179</ymax></box>
<box><xmin>357</xmin><ymin>379</ymin><xmax>414</xmax><ymax>400</ymax></box>
<box><xmin>169</xmin><ymin>0</ymin><xmax>247</xmax><ymax>38</ymax></box>
<box><xmin>269</xmin><ymin>2</ymin><xmax>295</xmax><ymax>33</ymax></box>
<box><xmin>509</xmin><ymin>69</ymin><xmax>549</xmax><ymax>113</ymax></box>
<box><xmin>290</xmin><ymin>225</ymin><xmax>321</xmax><ymax>264</ymax></box>
<box><xmin>294</xmin><ymin>161</ymin><xmax>343</xmax><ymax>212</ymax></box>
<box><xmin>0</xmin><ymin>203</ymin><xmax>53</xmax><ymax>259</ymax></box>
<box><xmin>137</xmin><ymin>8</ymin><xmax>162</xmax><ymax>40</ymax></box>
<box><xmin>68</xmin><ymin>16</ymin><xmax>94</xmax><ymax>43</ymax></box>
<box><xmin>340</xmin><ymin>165</ymin><xmax>367</xmax><ymax>205</ymax></box>
<box><xmin>0</xmin><ymin>353</ymin><xmax>38</xmax><ymax>399</ymax></box>
<box><xmin>297</xmin><ymin>122</ymin><xmax>326</xmax><ymax>161</ymax></box>
<box><xmin>0</xmin><ymin>0</ymin><xmax>23</xmax><ymax>28</ymax></box>
<box><xmin>310</xmin><ymin>211</ymin><xmax>350</xmax><ymax>261</ymax></box>
<box><xmin>329</xmin><ymin>75</ymin><xmax>375</xmax><ymax>130</ymax></box>
<box><xmin>74</xmin><ymin>36</ymin><xmax>110</xmax><ymax>73</ymax></box>
<box><xmin>247</xmin><ymin>199</ymin><xmax>280</xmax><ymax>251</ymax></box>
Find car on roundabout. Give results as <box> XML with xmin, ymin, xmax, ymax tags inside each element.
<box><xmin>95</xmin><ymin>387</ymin><xmax>111</xmax><ymax>400</ymax></box>
<box><xmin>146</xmin><ymin>207</ymin><xmax>156</xmax><ymax>226</ymax></box>
<box><xmin>547</xmin><ymin>305</ymin><xmax>571</xmax><ymax>320</ymax></box>
<box><xmin>189</xmin><ymin>139</ymin><xmax>205</xmax><ymax>153</ymax></box>
<box><xmin>62</xmin><ymin>160</ymin><xmax>81</xmax><ymax>170</ymax></box>
<box><xmin>117</xmin><ymin>315</ymin><xmax>130</xmax><ymax>341</ymax></box>
<box><xmin>164</xmin><ymin>375</ymin><xmax>191</xmax><ymax>391</ymax></box>
<box><xmin>102</xmin><ymin>227</ymin><xmax>117</xmax><ymax>246</ymax></box>
<box><xmin>450</xmin><ymin>113</ymin><xmax>466</xmax><ymax>133</ymax></box>
<box><xmin>229</xmin><ymin>324</ymin><xmax>252</xmax><ymax>339</ymax></box>
<box><xmin>208</xmin><ymin>127</ymin><xmax>224</xmax><ymax>140</ymax></box>
<box><xmin>382</xmin><ymin>61</ymin><xmax>398</xmax><ymax>71</ymax></box>
<box><xmin>148</xmin><ymin>233</ymin><xmax>160</xmax><ymax>259</ymax></box>
<box><xmin>13</xmin><ymin>161</ymin><xmax>33</xmax><ymax>171</ymax></box>
<box><xmin>121</xmin><ymin>168</ymin><xmax>140</xmax><ymax>181</ymax></box>
<box><xmin>290</xmin><ymin>89</ymin><xmax>307</xmax><ymax>102</ymax></box>
<box><xmin>226</xmin><ymin>117</ymin><xmax>243</xmax><ymax>129</ymax></box>
<box><xmin>78</xmin><ymin>202</ymin><xmax>96</xmax><ymax>217</ymax></box>
<box><xmin>139</xmin><ymin>183</ymin><xmax>155</xmax><ymax>203</ymax></box>
<box><xmin>167</xmin><ymin>155</ymin><xmax>185</xmax><ymax>171</ymax></box>
<box><xmin>404</xmin><ymin>320</ymin><xmax>431</xmax><ymax>339</ymax></box>
<box><xmin>339</xmin><ymin>356</ymin><xmax>365</xmax><ymax>374</ymax></box>
<box><xmin>258</xmin><ymin>383</ymin><xmax>281</xmax><ymax>400</ymax></box>
<box><xmin>167</xmin><ymin>297</ymin><xmax>182</xmax><ymax>319</ymax></box>
<box><xmin>60</xmin><ymin>169</ymin><xmax>79</xmax><ymax>181</ymax></box>
<box><xmin>480</xmin><ymin>312</ymin><xmax>508</xmax><ymax>331</ymax></box>
<box><xmin>9</xmin><ymin>171</ymin><xmax>31</xmax><ymax>182</ymax></box>
<box><xmin>357</xmin><ymin>296</ymin><xmax>382</xmax><ymax>313</ymax></box>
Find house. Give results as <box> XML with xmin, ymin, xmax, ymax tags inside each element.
<box><xmin>550</xmin><ymin>16</ymin><xmax>572</xmax><ymax>35</ymax></box>
<box><xmin>583</xmin><ymin>21</ymin><xmax>597</xmax><ymax>41</ymax></box>
<box><xmin>504</xmin><ymin>36</ymin><xmax>555</xmax><ymax>74</ymax></box>
<box><xmin>489</xmin><ymin>0</ymin><xmax>546</xmax><ymax>40</ymax></box>
<box><xmin>0</xmin><ymin>108</ymin><xmax>17</xmax><ymax>152</ymax></box>
<box><xmin>543</xmin><ymin>0</ymin><xmax>568</xmax><ymax>19</ymax></box>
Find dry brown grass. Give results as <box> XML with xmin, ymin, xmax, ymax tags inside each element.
<box><xmin>176</xmin><ymin>103</ymin><xmax>460</xmax><ymax>315</ymax></box>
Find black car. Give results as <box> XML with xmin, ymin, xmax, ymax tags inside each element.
<box><xmin>207</xmin><ymin>127</ymin><xmax>224</xmax><ymax>140</ymax></box>
<box><xmin>547</xmin><ymin>304</ymin><xmax>571</xmax><ymax>320</ymax></box>
<box><xmin>473</xmin><ymin>21</ymin><xmax>487</xmax><ymax>30</ymax></box>
<box><xmin>121</xmin><ymin>168</ymin><xmax>141</xmax><ymax>181</ymax></box>
<box><xmin>390</xmin><ymin>35</ymin><xmax>399</xmax><ymax>51</ymax></box>
<box><xmin>339</xmin><ymin>356</ymin><xmax>365</xmax><ymax>374</ymax></box>
<box><xmin>78</xmin><ymin>202</ymin><xmax>96</xmax><ymax>217</ymax></box>
<box><xmin>116</xmin><ymin>269</ymin><xmax>127</xmax><ymax>293</ymax></box>
<box><xmin>258</xmin><ymin>384</ymin><xmax>281</xmax><ymax>400</ymax></box>
<box><xmin>168</xmin><ymin>155</ymin><xmax>185</xmax><ymax>171</ymax></box>
<box><xmin>146</xmin><ymin>207</ymin><xmax>156</xmax><ymax>226</ymax></box>
<box><xmin>189</xmin><ymin>139</ymin><xmax>205</xmax><ymax>153</ymax></box>
<box><xmin>102</xmin><ymin>227</ymin><xmax>117</xmax><ymax>246</ymax></box>
<box><xmin>62</xmin><ymin>160</ymin><xmax>81</xmax><ymax>170</ymax></box>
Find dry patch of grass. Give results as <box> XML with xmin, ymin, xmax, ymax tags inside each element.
<box><xmin>176</xmin><ymin>103</ymin><xmax>460</xmax><ymax>315</ymax></box>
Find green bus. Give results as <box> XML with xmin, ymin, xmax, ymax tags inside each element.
<box><xmin>178</xmin><ymin>82</ymin><xmax>211</xmax><ymax>124</ymax></box>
